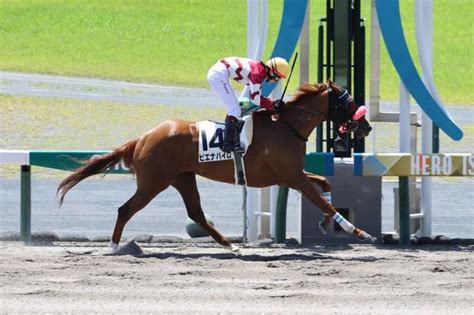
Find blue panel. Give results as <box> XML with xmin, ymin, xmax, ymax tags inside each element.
<box><xmin>354</xmin><ymin>154</ymin><xmax>363</xmax><ymax>176</ymax></box>
<box><xmin>324</xmin><ymin>152</ymin><xmax>335</xmax><ymax>176</ymax></box>
<box><xmin>304</xmin><ymin>152</ymin><xmax>334</xmax><ymax>175</ymax></box>
<box><xmin>262</xmin><ymin>0</ymin><xmax>308</xmax><ymax>97</ymax></box>
<box><xmin>375</xmin><ymin>0</ymin><xmax>463</xmax><ymax>141</ymax></box>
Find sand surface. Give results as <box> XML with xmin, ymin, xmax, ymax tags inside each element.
<box><xmin>1</xmin><ymin>241</ymin><xmax>473</xmax><ymax>314</ymax></box>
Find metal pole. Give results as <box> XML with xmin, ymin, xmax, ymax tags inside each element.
<box><xmin>247</xmin><ymin>0</ymin><xmax>258</xmax><ymax>58</ymax></box>
<box><xmin>275</xmin><ymin>186</ymin><xmax>289</xmax><ymax>243</ymax></box>
<box><xmin>242</xmin><ymin>0</ymin><xmax>268</xmax><ymax>98</ymax></box>
<box><xmin>243</xmin><ymin>0</ymin><xmax>268</xmax><ymax>242</ymax></box>
<box><xmin>267</xmin><ymin>80</ymin><xmax>284</xmax><ymax>242</ymax></box>
<box><xmin>433</xmin><ymin>125</ymin><xmax>440</xmax><ymax>153</ymax></box>
<box><xmin>20</xmin><ymin>165</ymin><xmax>31</xmax><ymax>243</ymax></box>
<box><xmin>354</xmin><ymin>9</ymin><xmax>365</xmax><ymax>153</ymax></box>
<box><xmin>326</xmin><ymin>0</ymin><xmax>332</xmax><ymax>153</ymax></box>
<box><xmin>260</xmin><ymin>187</ymin><xmax>271</xmax><ymax>238</ymax></box>
<box><xmin>246</xmin><ymin>187</ymin><xmax>259</xmax><ymax>242</ymax></box>
<box><xmin>270</xmin><ymin>186</ymin><xmax>279</xmax><ymax>237</ymax></box>
<box><xmin>369</xmin><ymin>0</ymin><xmax>381</xmax><ymax>122</ymax></box>
<box><xmin>416</xmin><ymin>0</ymin><xmax>434</xmax><ymax>237</ymax></box>
<box><xmin>399</xmin><ymin>82</ymin><xmax>411</xmax><ymax>244</ymax></box>
<box><xmin>316</xmin><ymin>19</ymin><xmax>324</xmax><ymax>152</ymax></box>
<box><xmin>299</xmin><ymin>0</ymin><xmax>310</xmax><ymax>84</ymax></box>
<box><xmin>255</xmin><ymin>0</ymin><xmax>268</xmax><ymax>60</ymax></box>
<box><xmin>399</xmin><ymin>176</ymin><xmax>410</xmax><ymax>245</ymax></box>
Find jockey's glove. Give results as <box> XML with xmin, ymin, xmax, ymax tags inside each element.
<box><xmin>272</xmin><ymin>99</ymin><xmax>285</xmax><ymax>113</ymax></box>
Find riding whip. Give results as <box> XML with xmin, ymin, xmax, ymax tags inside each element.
<box><xmin>279</xmin><ymin>52</ymin><xmax>299</xmax><ymax>101</ymax></box>
<box><xmin>272</xmin><ymin>52</ymin><xmax>298</xmax><ymax>120</ymax></box>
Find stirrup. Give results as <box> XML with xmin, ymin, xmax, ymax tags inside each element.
<box><xmin>234</xmin><ymin>144</ymin><xmax>245</xmax><ymax>154</ymax></box>
<box><xmin>222</xmin><ymin>143</ymin><xmax>233</xmax><ymax>153</ymax></box>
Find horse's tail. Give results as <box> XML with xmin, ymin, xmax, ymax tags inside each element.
<box><xmin>57</xmin><ymin>138</ymin><xmax>139</xmax><ymax>206</ymax></box>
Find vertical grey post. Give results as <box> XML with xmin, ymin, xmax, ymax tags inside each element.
<box><xmin>333</xmin><ymin>0</ymin><xmax>351</xmax><ymax>88</ymax></box>
<box><xmin>399</xmin><ymin>176</ymin><xmax>410</xmax><ymax>245</ymax></box>
<box><xmin>316</xmin><ymin>19</ymin><xmax>325</xmax><ymax>152</ymax></box>
<box><xmin>332</xmin><ymin>0</ymin><xmax>353</xmax><ymax>158</ymax></box>
<box><xmin>242</xmin><ymin>186</ymin><xmax>248</xmax><ymax>243</ymax></box>
<box><xmin>20</xmin><ymin>165</ymin><xmax>31</xmax><ymax>243</ymax></box>
<box><xmin>432</xmin><ymin>125</ymin><xmax>440</xmax><ymax>153</ymax></box>
<box><xmin>275</xmin><ymin>186</ymin><xmax>289</xmax><ymax>243</ymax></box>
<box><xmin>299</xmin><ymin>0</ymin><xmax>310</xmax><ymax>84</ymax></box>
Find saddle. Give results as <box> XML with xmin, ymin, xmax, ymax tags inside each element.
<box><xmin>197</xmin><ymin>116</ymin><xmax>254</xmax><ymax>185</ymax></box>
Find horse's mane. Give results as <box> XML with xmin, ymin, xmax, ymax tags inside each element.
<box><xmin>253</xmin><ymin>82</ymin><xmax>326</xmax><ymax>117</ymax></box>
<box><xmin>287</xmin><ymin>83</ymin><xmax>326</xmax><ymax>105</ymax></box>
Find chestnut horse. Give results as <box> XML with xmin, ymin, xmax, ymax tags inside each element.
<box><xmin>57</xmin><ymin>81</ymin><xmax>374</xmax><ymax>254</ymax></box>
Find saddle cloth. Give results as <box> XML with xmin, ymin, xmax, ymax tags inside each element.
<box><xmin>197</xmin><ymin>115</ymin><xmax>253</xmax><ymax>163</ymax></box>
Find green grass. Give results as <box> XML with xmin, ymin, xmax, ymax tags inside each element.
<box><xmin>0</xmin><ymin>94</ymin><xmax>226</xmax><ymax>177</ymax></box>
<box><xmin>0</xmin><ymin>94</ymin><xmax>225</xmax><ymax>151</ymax></box>
<box><xmin>0</xmin><ymin>0</ymin><xmax>473</xmax><ymax>103</ymax></box>
<box><xmin>0</xmin><ymin>0</ymin><xmax>251</xmax><ymax>84</ymax></box>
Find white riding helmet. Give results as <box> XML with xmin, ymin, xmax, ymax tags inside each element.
<box><xmin>266</xmin><ymin>57</ymin><xmax>289</xmax><ymax>79</ymax></box>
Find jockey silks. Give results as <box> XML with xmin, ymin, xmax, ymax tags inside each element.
<box><xmin>207</xmin><ymin>57</ymin><xmax>273</xmax><ymax>117</ymax></box>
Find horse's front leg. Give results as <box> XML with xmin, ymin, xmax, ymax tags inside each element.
<box><xmin>303</xmin><ymin>171</ymin><xmax>332</xmax><ymax>234</ymax></box>
<box><xmin>291</xmin><ymin>173</ymin><xmax>375</xmax><ymax>242</ymax></box>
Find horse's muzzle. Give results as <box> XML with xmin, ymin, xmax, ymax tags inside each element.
<box><xmin>355</xmin><ymin>125</ymin><xmax>372</xmax><ymax>139</ymax></box>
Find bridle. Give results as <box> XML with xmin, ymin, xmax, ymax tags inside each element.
<box><xmin>275</xmin><ymin>84</ymin><xmax>366</xmax><ymax>143</ymax></box>
<box><xmin>276</xmin><ymin>85</ymin><xmax>330</xmax><ymax>142</ymax></box>
<box><xmin>278</xmin><ymin>85</ymin><xmax>366</xmax><ymax>142</ymax></box>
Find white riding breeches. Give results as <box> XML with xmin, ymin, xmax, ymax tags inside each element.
<box><xmin>207</xmin><ymin>62</ymin><xmax>241</xmax><ymax>118</ymax></box>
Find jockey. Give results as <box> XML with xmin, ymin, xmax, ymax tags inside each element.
<box><xmin>207</xmin><ymin>56</ymin><xmax>290</xmax><ymax>153</ymax></box>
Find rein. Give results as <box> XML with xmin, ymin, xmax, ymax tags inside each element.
<box><xmin>278</xmin><ymin>114</ymin><xmax>309</xmax><ymax>142</ymax></box>
<box><xmin>276</xmin><ymin>85</ymin><xmax>329</xmax><ymax>142</ymax></box>
<box><xmin>291</xmin><ymin>105</ymin><xmax>323</xmax><ymax>116</ymax></box>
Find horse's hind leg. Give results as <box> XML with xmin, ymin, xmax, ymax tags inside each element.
<box><xmin>110</xmin><ymin>181</ymin><xmax>170</xmax><ymax>251</ymax></box>
<box><xmin>172</xmin><ymin>172</ymin><xmax>241</xmax><ymax>254</ymax></box>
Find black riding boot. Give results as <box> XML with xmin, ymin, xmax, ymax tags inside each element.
<box><xmin>223</xmin><ymin>116</ymin><xmax>237</xmax><ymax>153</ymax></box>
<box><xmin>223</xmin><ymin>116</ymin><xmax>244</xmax><ymax>153</ymax></box>
<box><xmin>233</xmin><ymin>120</ymin><xmax>245</xmax><ymax>154</ymax></box>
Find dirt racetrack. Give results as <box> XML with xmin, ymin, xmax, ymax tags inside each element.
<box><xmin>1</xmin><ymin>241</ymin><xmax>473</xmax><ymax>314</ymax></box>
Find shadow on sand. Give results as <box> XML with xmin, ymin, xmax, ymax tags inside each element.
<box><xmin>137</xmin><ymin>251</ymin><xmax>386</xmax><ymax>263</ymax></box>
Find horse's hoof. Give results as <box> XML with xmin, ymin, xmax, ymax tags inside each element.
<box><xmin>367</xmin><ymin>236</ymin><xmax>378</xmax><ymax>243</ymax></box>
<box><xmin>110</xmin><ymin>241</ymin><xmax>119</xmax><ymax>252</ymax></box>
<box><xmin>359</xmin><ymin>233</ymin><xmax>377</xmax><ymax>244</ymax></box>
<box><xmin>93</xmin><ymin>246</ymin><xmax>118</xmax><ymax>256</ymax></box>
<box><xmin>105</xmin><ymin>241</ymin><xmax>119</xmax><ymax>254</ymax></box>
<box><xmin>224</xmin><ymin>244</ymin><xmax>242</xmax><ymax>256</ymax></box>
<box><xmin>95</xmin><ymin>241</ymin><xmax>119</xmax><ymax>256</ymax></box>
<box><xmin>318</xmin><ymin>221</ymin><xmax>328</xmax><ymax>235</ymax></box>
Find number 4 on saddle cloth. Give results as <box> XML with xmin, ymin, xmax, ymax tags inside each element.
<box><xmin>198</xmin><ymin>115</ymin><xmax>253</xmax><ymax>185</ymax></box>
